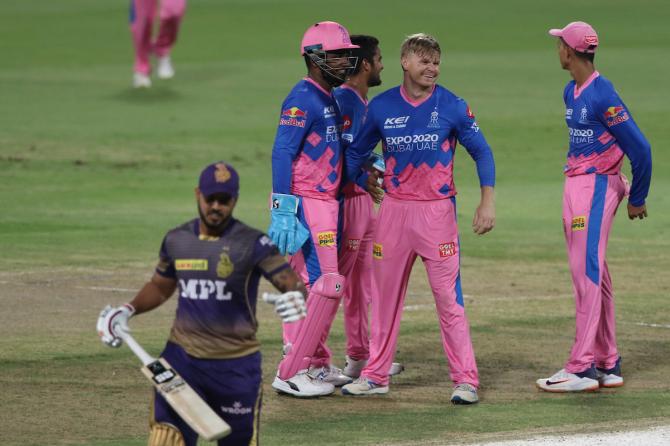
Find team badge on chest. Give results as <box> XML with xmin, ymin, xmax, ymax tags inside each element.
<box><xmin>217</xmin><ymin>251</ymin><xmax>234</xmax><ymax>278</ymax></box>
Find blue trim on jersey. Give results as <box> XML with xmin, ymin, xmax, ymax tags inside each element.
<box><xmin>128</xmin><ymin>0</ymin><xmax>136</xmax><ymax>24</ymax></box>
<box><xmin>296</xmin><ymin>197</ymin><xmax>322</xmax><ymax>286</ymax></box>
<box><xmin>450</xmin><ymin>196</ymin><xmax>464</xmax><ymax>307</ymax></box>
<box><xmin>586</xmin><ymin>175</ymin><xmax>608</xmax><ymax>285</ymax></box>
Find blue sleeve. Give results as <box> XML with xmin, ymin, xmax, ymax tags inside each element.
<box><xmin>252</xmin><ymin>234</ymin><xmax>292</xmax><ymax>280</ymax></box>
<box><xmin>271</xmin><ymin>97</ymin><xmax>312</xmax><ymax>194</ymax></box>
<box><xmin>596</xmin><ymin>92</ymin><xmax>652</xmax><ymax>206</ymax></box>
<box><xmin>345</xmin><ymin>103</ymin><xmax>382</xmax><ymax>189</ymax></box>
<box><xmin>155</xmin><ymin>235</ymin><xmax>176</xmax><ymax>279</ymax></box>
<box><xmin>454</xmin><ymin>99</ymin><xmax>496</xmax><ymax>187</ymax></box>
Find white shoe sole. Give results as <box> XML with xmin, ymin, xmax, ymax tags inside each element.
<box><xmin>536</xmin><ymin>378</ymin><xmax>599</xmax><ymax>393</ymax></box>
<box><xmin>599</xmin><ymin>376</ymin><xmax>624</xmax><ymax>388</ymax></box>
<box><xmin>341</xmin><ymin>385</ymin><xmax>389</xmax><ymax>396</ymax></box>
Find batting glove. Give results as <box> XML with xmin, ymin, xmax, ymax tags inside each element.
<box><xmin>262</xmin><ymin>291</ymin><xmax>307</xmax><ymax>323</ymax></box>
<box><xmin>268</xmin><ymin>193</ymin><xmax>310</xmax><ymax>256</ymax></box>
<box><xmin>96</xmin><ymin>304</ymin><xmax>135</xmax><ymax>348</ymax></box>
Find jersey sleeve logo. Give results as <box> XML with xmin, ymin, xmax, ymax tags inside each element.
<box><xmin>466</xmin><ymin>105</ymin><xmax>475</xmax><ymax>119</ymax></box>
<box><xmin>342</xmin><ymin>115</ymin><xmax>352</xmax><ymax>131</ymax></box>
<box><xmin>603</xmin><ymin>105</ymin><xmax>629</xmax><ymax>127</ymax></box>
<box><xmin>280</xmin><ymin>106</ymin><xmax>307</xmax><ymax>127</ymax></box>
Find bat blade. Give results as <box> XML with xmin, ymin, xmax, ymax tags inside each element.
<box><xmin>142</xmin><ymin>358</ymin><xmax>232</xmax><ymax>441</ymax></box>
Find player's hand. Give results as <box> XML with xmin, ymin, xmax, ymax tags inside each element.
<box><xmin>96</xmin><ymin>304</ymin><xmax>135</xmax><ymax>348</ymax></box>
<box><xmin>262</xmin><ymin>291</ymin><xmax>306</xmax><ymax>323</ymax></box>
<box><xmin>268</xmin><ymin>194</ymin><xmax>310</xmax><ymax>255</ymax></box>
<box><xmin>473</xmin><ymin>190</ymin><xmax>495</xmax><ymax>235</ymax></box>
<box><xmin>366</xmin><ymin>172</ymin><xmax>384</xmax><ymax>204</ymax></box>
<box><xmin>628</xmin><ymin>202</ymin><xmax>647</xmax><ymax>220</ymax></box>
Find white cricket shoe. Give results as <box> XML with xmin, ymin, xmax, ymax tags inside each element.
<box><xmin>450</xmin><ymin>383</ymin><xmax>479</xmax><ymax>404</ymax></box>
<box><xmin>597</xmin><ymin>357</ymin><xmax>623</xmax><ymax>388</ymax></box>
<box><xmin>536</xmin><ymin>368</ymin><xmax>599</xmax><ymax>393</ymax></box>
<box><xmin>343</xmin><ymin>356</ymin><xmax>405</xmax><ymax>378</ymax></box>
<box><xmin>132</xmin><ymin>72</ymin><xmax>151</xmax><ymax>88</ymax></box>
<box><xmin>272</xmin><ymin>371</ymin><xmax>334</xmax><ymax>398</ymax></box>
<box><xmin>309</xmin><ymin>364</ymin><xmax>352</xmax><ymax>387</ymax></box>
<box><xmin>157</xmin><ymin>56</ymin><xmax>175</xmax><ymax>79</ymax></box>
<box><xmin>341</xmin><ymin>377</ymin><xmax>389</xmax><ymax>396</ymax></box>
<box><xmin>343</xmin><ymin>356</ymin><xmax>366</xmax><ymax>379</ymax></box>
<box><xmin>389</xmin><ymin>362</ymin><xmax>405</xmax><ymax>376</ymax></box>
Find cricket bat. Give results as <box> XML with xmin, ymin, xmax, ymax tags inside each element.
<box><xmin>118</xmin><ymin>330</ymin><xmax>232</xmax><ymax>441</ymax></box>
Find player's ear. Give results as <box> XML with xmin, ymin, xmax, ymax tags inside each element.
<box><xmin>400</xmin><ymin>56</ymin><xmax>408</xmax><ymax>71</ymax></box>
<box><xmin>195</xmin><ymin>187</ymin><xmax>201</xmax><ymax>200</ymax></box>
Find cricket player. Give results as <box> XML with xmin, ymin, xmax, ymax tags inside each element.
<box><xmin>537</xmin><ymin>22</ymin><xmax>652</xmax><ymax>392</ymax></box>
<box><xmin>340</xmin><ymin>34</ymin><xmax>496</xmax><ymax>404</ymax></box>
<box><xmin>129</xmin><ymin>0</ymin><xmax>187</xmax><ymax>88</ymax></box>
<box><xmin>97</xmin><ymin>162</ymin><xmax>309</xmax><ymax>445</ymax></box>
<box><xmin>269</xmin><ymin>21</ymin><xmax>361</xmax><ymax>396</ymax></box>
<box><xmin>333</xmin><ymin>34</ymin><xmax>403</xmax><ymax>379</ymax></box>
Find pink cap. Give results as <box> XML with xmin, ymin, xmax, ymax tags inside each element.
<box><xmin>300</xmin><ymin>21</ymin><xmax>359</xmax><ymax>56</ymax></box>
<box><xmin>548</xmin><ymin>21</ymin><xmax>599</xmax><ymax>54</ymax></box>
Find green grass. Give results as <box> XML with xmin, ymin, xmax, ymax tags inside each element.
<box><xmin>1</xmin><ymin>0</ymin><xmax>669</xmax><ymax>445</ymax></box>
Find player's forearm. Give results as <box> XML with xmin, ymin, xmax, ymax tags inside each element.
<box><xmin>129</xmin><ymin>275</ymin><xmax>176</xmax><ymax>315</ymax></box>
<box><xmin>480</xmin><ymin>185</ymin><xmax>495</xmax><ymax>206</ymax></box>
<box><xmin>271</xmin><ymin>149</ymin><xmax>294</xmax><ymax>194</ymax></box>
<box><xmin>269</xmin><ymin>267</ymin><xmax>308</xmax><ymax>298</ymax></box>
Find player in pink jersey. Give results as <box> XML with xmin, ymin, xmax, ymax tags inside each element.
<box><xmin>341</xmin><ymin>34</ymin><xmax>496</xmax><ymax>404</ymax></box>
<box><xmin>129</xmin><ymin>0</ymin><xmax>187</xmax><ymax>88</ymax></box>
<box><xmin>537</xmin><ymin>22</ymin><xmax>651</xmax><ymax>392</ymax></box>
<box><xmin>334</xmin><ymin>35</ymin><xmax>404</xmax><ymax>379</ymax></box>
<box><xmin>269</xmin><ymin>21</ymin><xmax>363</xmax><ymax>397</ymax></box>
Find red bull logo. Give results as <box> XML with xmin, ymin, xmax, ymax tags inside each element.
<box><xmin>280</xmin><ymin>106</ymin><xmax>307</xmax><ymax>127</ymax></box>
<box><xmin>466</xmin><ymin>105</ymin><xmax>475</xmax><ymax>119</ymax></box>
<box><xmin>603</xmin><ymin>105</ymin><xmax>629</xmax><ymax>127</ymax></box>
<box><xmin>282</xmin><ymin>106</ymin><xmax>307</xmax><ymax>118</ymax></box>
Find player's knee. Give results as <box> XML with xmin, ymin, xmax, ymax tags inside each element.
<box><xmin>311</xmin><ymin>273</ymin><xmax>345</xmax><ymax>299</ymax></box>
<box><xmin>148</xmin><ymin>422</ymin><xmax>185</xmax><ymax>446</ymax></box>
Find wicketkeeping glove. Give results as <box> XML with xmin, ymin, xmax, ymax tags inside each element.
<box><xmin>366</xmin><ymin>153</ymin><xmax>385</xmax><ymax>185</ymax></box>
<box><xmin>262</xmin><ymin>291</ymin><xmax>307</xmax><ymax>323</ymax></box>
<box><xmin>268</xmin><ymin>193</ymin><xmax>310</xmax><ymax>255</ymax></box>
<box><xmin>96</xmin><ymin>304</ymin><xmax>135</xmax><ymax>348</ymax></box>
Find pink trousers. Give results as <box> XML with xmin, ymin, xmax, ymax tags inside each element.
<box><xmin>361</xmin><ymin>196</ymin><xmax>479</xmax><ymax>387</ymax></box>
<box><xmin>563</xmin><ymin>173</ymin><xmax>627</xmax><ymax>373</ymax></box>
<box><xmin>338</xmin><ymin>193</ymin><xmax>377</xmax><ymax>360</ymax></box>
<box><xmin>129</xmin><ymin>0</ymin><xmax>186</xmax><ymax>74</ymax></box>
<box><xmin>283</xmin><ymin>196</ymin><xmax>340</xmax><ymax>368</ymax></box>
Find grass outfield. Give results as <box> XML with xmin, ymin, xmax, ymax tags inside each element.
<box><xmin>1</xmin><ymin>1</ymin><xmax>669</xmax><ymax>445</ymax></box>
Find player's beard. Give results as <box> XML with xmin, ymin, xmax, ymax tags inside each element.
<box><xmin>198</xmin><ymin>203</ymin><xmax>230</xmax><ymax>235</ymax></box>
<box><xmin>368</xmin><ymin>71</ymin><xmax>382</xmax><ymax>87</ymax></box>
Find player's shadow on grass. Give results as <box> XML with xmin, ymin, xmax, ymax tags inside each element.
<box><xmin>112</xmin><ymin>86</ymin><xmax>183</xmax><ymax>104</ymax></box>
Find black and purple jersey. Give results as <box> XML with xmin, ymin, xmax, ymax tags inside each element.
<box><xmin>155</xmin><ymin>218</ymin><xmax>289</xmax><ymax>359</ymax></box>
<box><xmin>345</xmin><ymin>84</ymin><xmax>495</xmax><ymax>200</ymax></box>
<box><xmin>562</xmin><ymin>71</ymin><xmax>652</xmax><ymax>206</ymax></box>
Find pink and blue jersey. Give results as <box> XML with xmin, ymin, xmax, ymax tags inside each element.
<box><xmin>334</xmin><ymin>84</ymin><xmax>368</xmax><ymax>197</ymax></box>
<box><xmin>272</xmin><ymin>78</ymin><xmax>345</xmax><ymax>199</ymax></box>
<box><xmin>563</xmin><ymin>71</ymin><xmax>651</xmax><ymax>206</ymax></box>
<box><xmin>345</xmin><ymin>85</ymin><xmax>495</xmax><ymax>200</ymax></box>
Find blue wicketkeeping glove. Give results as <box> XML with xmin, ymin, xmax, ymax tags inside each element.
<box><xmin>366</xmin><ymin>152</ymin><xmax>385</xmax><ymax>185</ymax></box>
<box><xmin>269</xmin><ymin>193</ymin><xmax>310</xmax><ymax>255</ymax></box>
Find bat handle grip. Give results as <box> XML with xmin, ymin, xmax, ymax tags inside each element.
<box><xmin>118</xmin><ymin>330</ymin><xmax>155</xmax><ymax>366</ymax></box>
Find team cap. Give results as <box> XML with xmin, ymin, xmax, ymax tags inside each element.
<box><xmin>548</xmin><ymin>21</ymin><xmax>599</xmax><ymax>54</ymax></box>
<box><xmin>198</xmin><ymin>162</ymin><xmax>240</xmax><ymax>198</ymax></box>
